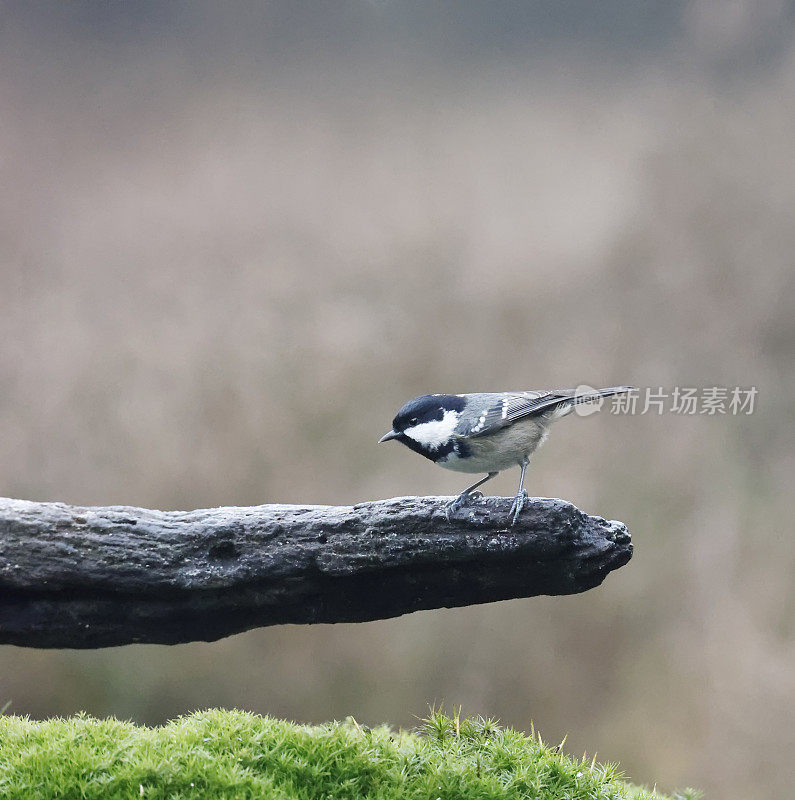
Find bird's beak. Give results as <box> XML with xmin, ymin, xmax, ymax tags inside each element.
<box><xmin>378</xmin><ymin>430</ymin><xmax>399</xmax><ymax>443</ymax></box>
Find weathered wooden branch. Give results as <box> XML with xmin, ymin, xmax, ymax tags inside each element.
<box><xmin>0</xmin><ymin>495</ymin><xmax>632</xmax><ymax>649</ymax></box>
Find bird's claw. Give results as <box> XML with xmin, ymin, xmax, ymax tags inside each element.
<box><xmin>509</xmin><ymin>490</ymin><xmax>528</xmax><ymax>526</ymax></box>
<box><xmin>444</xmin><ymin>491</ymin><xmax>481</xmax><ymax>520</ymax></box>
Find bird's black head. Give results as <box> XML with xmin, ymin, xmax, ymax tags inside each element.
<box><xmin>379</xmin><ymin>394</ymin><xmax>467</xmax><ymax>461</ymax></box>
<box><xmin>392</xmin><ymin>395</ymin><xmax>450</xmax><ymax>432</ymax></box>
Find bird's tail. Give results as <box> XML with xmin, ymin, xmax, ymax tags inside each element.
<box><xmin>547</xmin><ymin>385</ymin><xmax>635</xmax><ymax>419</ymax></box>
<box><xmin>575</xmin><ymin>385</ymin><xmax>635</xmax><ymax>403</ymax></box>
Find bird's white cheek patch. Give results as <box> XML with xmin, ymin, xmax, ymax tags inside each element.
<box><xmin>404</xmin><ymin>410</ymin><xmax>460</xmax><ymax>451</ymax></box>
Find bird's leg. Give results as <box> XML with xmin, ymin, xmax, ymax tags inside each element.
<box><xmin>445</xmin><ymin>472</ymin><xmax>498</xmax><ymax>519</ymax></box>
<box><xmin>509</xmin><ymin>459</ymin><xmax>529</xmax><ymax>526</ymax></box>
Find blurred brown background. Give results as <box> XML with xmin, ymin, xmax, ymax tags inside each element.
<box><xmin>1</xmin><ymin>2</ymin><xmax>794</xmax><ymax>798</ymax></box>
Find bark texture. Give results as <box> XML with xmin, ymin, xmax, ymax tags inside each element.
<box><xmin>0</xmin><ymin>495</ymin><xmax>632</xmax><ymax>648</ymax></box>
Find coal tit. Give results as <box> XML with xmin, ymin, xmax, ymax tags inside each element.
<box><xmin>379</xmin><ymin>386</ymin><xmax>633</xmax><ymax>525</ymax></box>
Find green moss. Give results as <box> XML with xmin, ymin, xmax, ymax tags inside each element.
<box><xmin>0</xmin><ymin>708</ymin><xmax>699</xmax><ymax>800</ymax></box>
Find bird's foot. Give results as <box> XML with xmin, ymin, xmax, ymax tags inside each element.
<box><xmin>509</xmin><ymin>490</ymin><xmax>528</xmax><ymax>526</ymax></box>
<box><xmin>444</xmin><ymin>491</ymin><xmax>482</xmax><ymax>520</ymax></box>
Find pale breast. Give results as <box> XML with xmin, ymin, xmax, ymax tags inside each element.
<box><xmin>439</xmin><ymin>417</ymin><xmax>550</xmax><ymax>474</ymax></box>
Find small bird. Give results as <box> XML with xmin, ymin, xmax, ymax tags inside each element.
<box><xmin>379</xmin><ymin>386</ymin><xmax>634</xmax><ymax>525</ymax></box>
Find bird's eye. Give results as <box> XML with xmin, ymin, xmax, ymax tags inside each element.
<box><xmin>409</xmin><ymin>417</ymin><xmax>419</xmax><ymax>425</ymax></box>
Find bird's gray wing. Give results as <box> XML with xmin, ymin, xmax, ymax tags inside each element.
<box><xmin>460</xmin><ymin>390</ymin><xmax>577</xmax><ymax>437</ymax></box>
